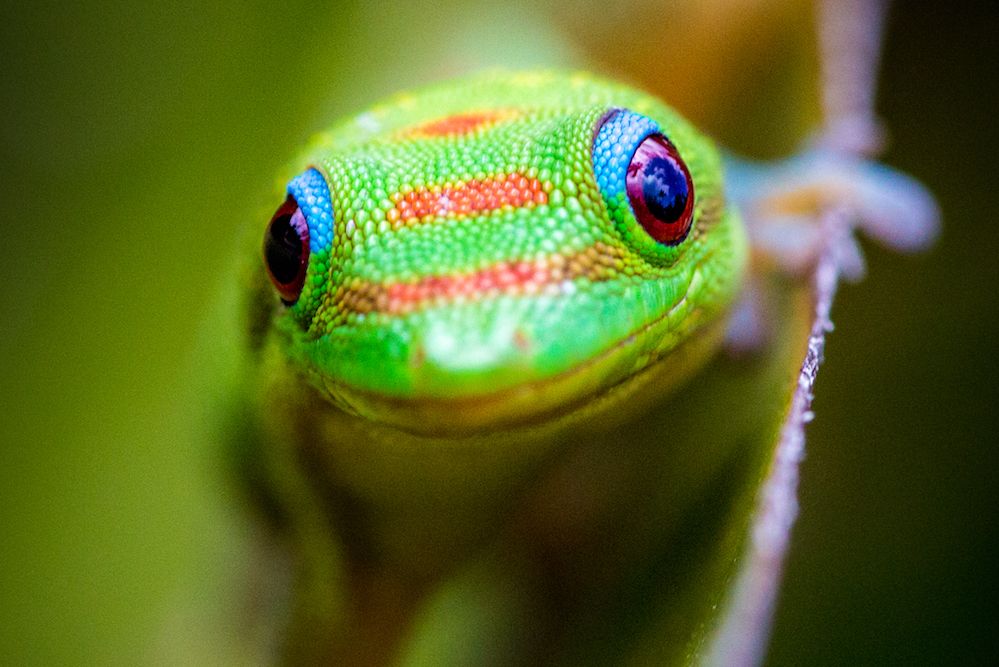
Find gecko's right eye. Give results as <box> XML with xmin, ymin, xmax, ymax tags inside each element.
<box><xmin>264</xmin><ymin>196</ymin><xmax>310</xmax><ymax>304</ymax></box>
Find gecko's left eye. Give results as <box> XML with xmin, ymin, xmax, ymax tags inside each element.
<box><xmin>625</xmin><ymin>135</ymin><xmax>693</xmax><ymax>245</ymax></box>
<box><xmin>264</xmin><ymin>196</ymin><xmax>310</xmax><ymax>304</ymax></box>
<box><xmin>593</xmin><ymin>109</ymin><xmax>695</xmax><ymax>248</ymax></box>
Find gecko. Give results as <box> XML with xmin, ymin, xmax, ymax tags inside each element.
<box><xmin>228</xmin><ymin>69</ymin><xmax>936</xmax><ymax>665</ymax></box>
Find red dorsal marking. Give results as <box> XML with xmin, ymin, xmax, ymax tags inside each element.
<box><xmin>388</xmin><ymin>174</ymin><xmax>548</xmax><ymax>225</ymax></box>
<box><xmin>385</xmin><ymin>260</ymin><xmax>549</xmax><ymax>312</ymax></box>
<box><xmin>409</xmin><ymin>110</ymin><xmax>512</xmax><ymax>137</ymax></box>
<box><xmin>335</xmin><ymin>242</ymin><xmax>625</xmax><ymax>317</ymax></box>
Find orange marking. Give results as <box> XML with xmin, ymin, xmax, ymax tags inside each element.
<box><xmin>386</xmin><ymin>260</ymin><xmax>541</xmax><ymax>311</ymax></box>
<box><xmin>408</xmin><ymin>110</ymin><xmax>514</xmax><ymax>137</ymax></box>
<box><xmin>390</xmin><ymin>174</ymin><xmax>547</xmax><ymax>225</ymax></box>
<box><xmin>334</xmin><ymin>243</ymin><xmax>626</xmax><ymax>317</ymax></box>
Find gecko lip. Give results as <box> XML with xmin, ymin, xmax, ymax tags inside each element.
<box><xmin>315</xmin><ymin>268</ymin><xmax>713</xmax><ymax>437</ymax></box>
<box><xmin>321</xmin><ymin>312</ymin><xmax>724</xmax><ymax>439</ymax></box>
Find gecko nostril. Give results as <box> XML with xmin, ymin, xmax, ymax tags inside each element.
<box><xmin>264</xmin><ymin>196</ymin><xmax>310</xmax><ymax>304</ymax></box>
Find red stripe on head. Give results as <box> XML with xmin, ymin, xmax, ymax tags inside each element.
<box><xmin>388</xmin><ymin>174</ymin><xmax>548</xmax><ymax>226</ymax></box>
<box><xmin>408</xmin><ymin>110</ymin><xmax>513</xmax><ymax>137</ymax></box>
<box><xmin>385</xmin><ymin>260</ymin><xmax>552</xmax><ymax>313</ymax></box>
<box><xmin>333</xmin><ymin>242</ymin><xmax>626</xmax><ymax>318</ymax></box>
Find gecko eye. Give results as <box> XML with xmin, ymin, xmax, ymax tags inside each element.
<box><xmin>593</xmin><ymin>109</ymin><xmax>695</xmax><ymax>251</ymax></box>
<box><xmin>625</xmin><ymin>134</ymin><xmax>694</xmax><ymax>245</ymax></box>
<box><xmin>264</xmin><ymin>196</ymin><xmax>310</xmax><ymax>304</ymax></box>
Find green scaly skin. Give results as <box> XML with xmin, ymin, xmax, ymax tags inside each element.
<box><xmin>238</xmin><ymin>70</ymin><xmax>768</xmax><ymax>664</ymax></box>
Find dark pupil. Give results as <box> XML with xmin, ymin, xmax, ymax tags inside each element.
<box><xmin>642</xmin><ymin>156</ymin><xmax>689</xmax><ymax>223</ymax></box>
<box><xmin>265</xmin><ymin>214</ymin><xmax>303</xmax><ymax>285</ymax></box>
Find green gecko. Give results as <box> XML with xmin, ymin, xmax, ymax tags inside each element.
<box><xmin>228</xmin><ymin>69</ymin><xmax>933</xmax><ymax>665</ymax></box>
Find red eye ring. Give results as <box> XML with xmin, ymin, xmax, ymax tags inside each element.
<box><xmin>263</xmin><ymin>196</ymin><xmax>310</xmax><ymax>304</ymax></box>
<box><xmin>625</xmin><ymin>134</ymin><xmax>694</xmax><ymax>245</ymax></box>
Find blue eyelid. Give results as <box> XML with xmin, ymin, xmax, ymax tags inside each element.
<box><xmin>592</xmin><ymin>110</ymin><xmax>661</xmax><ymax>200</ymax></box>
<box><xmin>287</xmin><ymin>168</ymin><xmax>334</xmax><ymax>253</ymax></box>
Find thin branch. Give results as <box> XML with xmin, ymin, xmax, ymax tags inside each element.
<box><xmin>704</xmin><ymin>1</ymin><xmax>892</xmax><ymax>664</ymax></box>
<box><xmin>817</xmin><ymin>0</ymin><xmax>890</xmax><ymax>156</ymax></box>
<box><xmin>704</xmin><ymin>208</ymin><xmax>851</xmax><ymax>667</ymax></box>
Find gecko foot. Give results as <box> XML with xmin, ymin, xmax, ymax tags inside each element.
<box><xmin>724</xmin><ymin>147</ymin><xmax>940</xmax><ymax>280</ymax></box>
<box><xmin>721</xmin><ymin>147</ymin><xmax>939</xmax><ymax>352</ymax></box>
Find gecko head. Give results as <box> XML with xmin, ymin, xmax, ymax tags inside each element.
<box><xmin>257</xmin><ymin>71</ymin><xmax>745</xmax><ymax>436</ymax></box>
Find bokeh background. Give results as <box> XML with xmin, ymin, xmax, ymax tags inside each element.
<box><xmin>1</xmin><ymin>0</ymin><xmax>996</xmax><ymax>664</ymax></box>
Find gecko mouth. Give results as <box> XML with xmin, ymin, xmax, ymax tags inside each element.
<box><xmin>317</xmin><ymin>267</ymin><xmax>718</xmax><ymax>437</ymax></box>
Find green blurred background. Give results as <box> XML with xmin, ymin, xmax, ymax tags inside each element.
<box><xmin>1</xmin><ymin>0</ymin><xmax>996</xmax><ymax>664</ymax></box>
